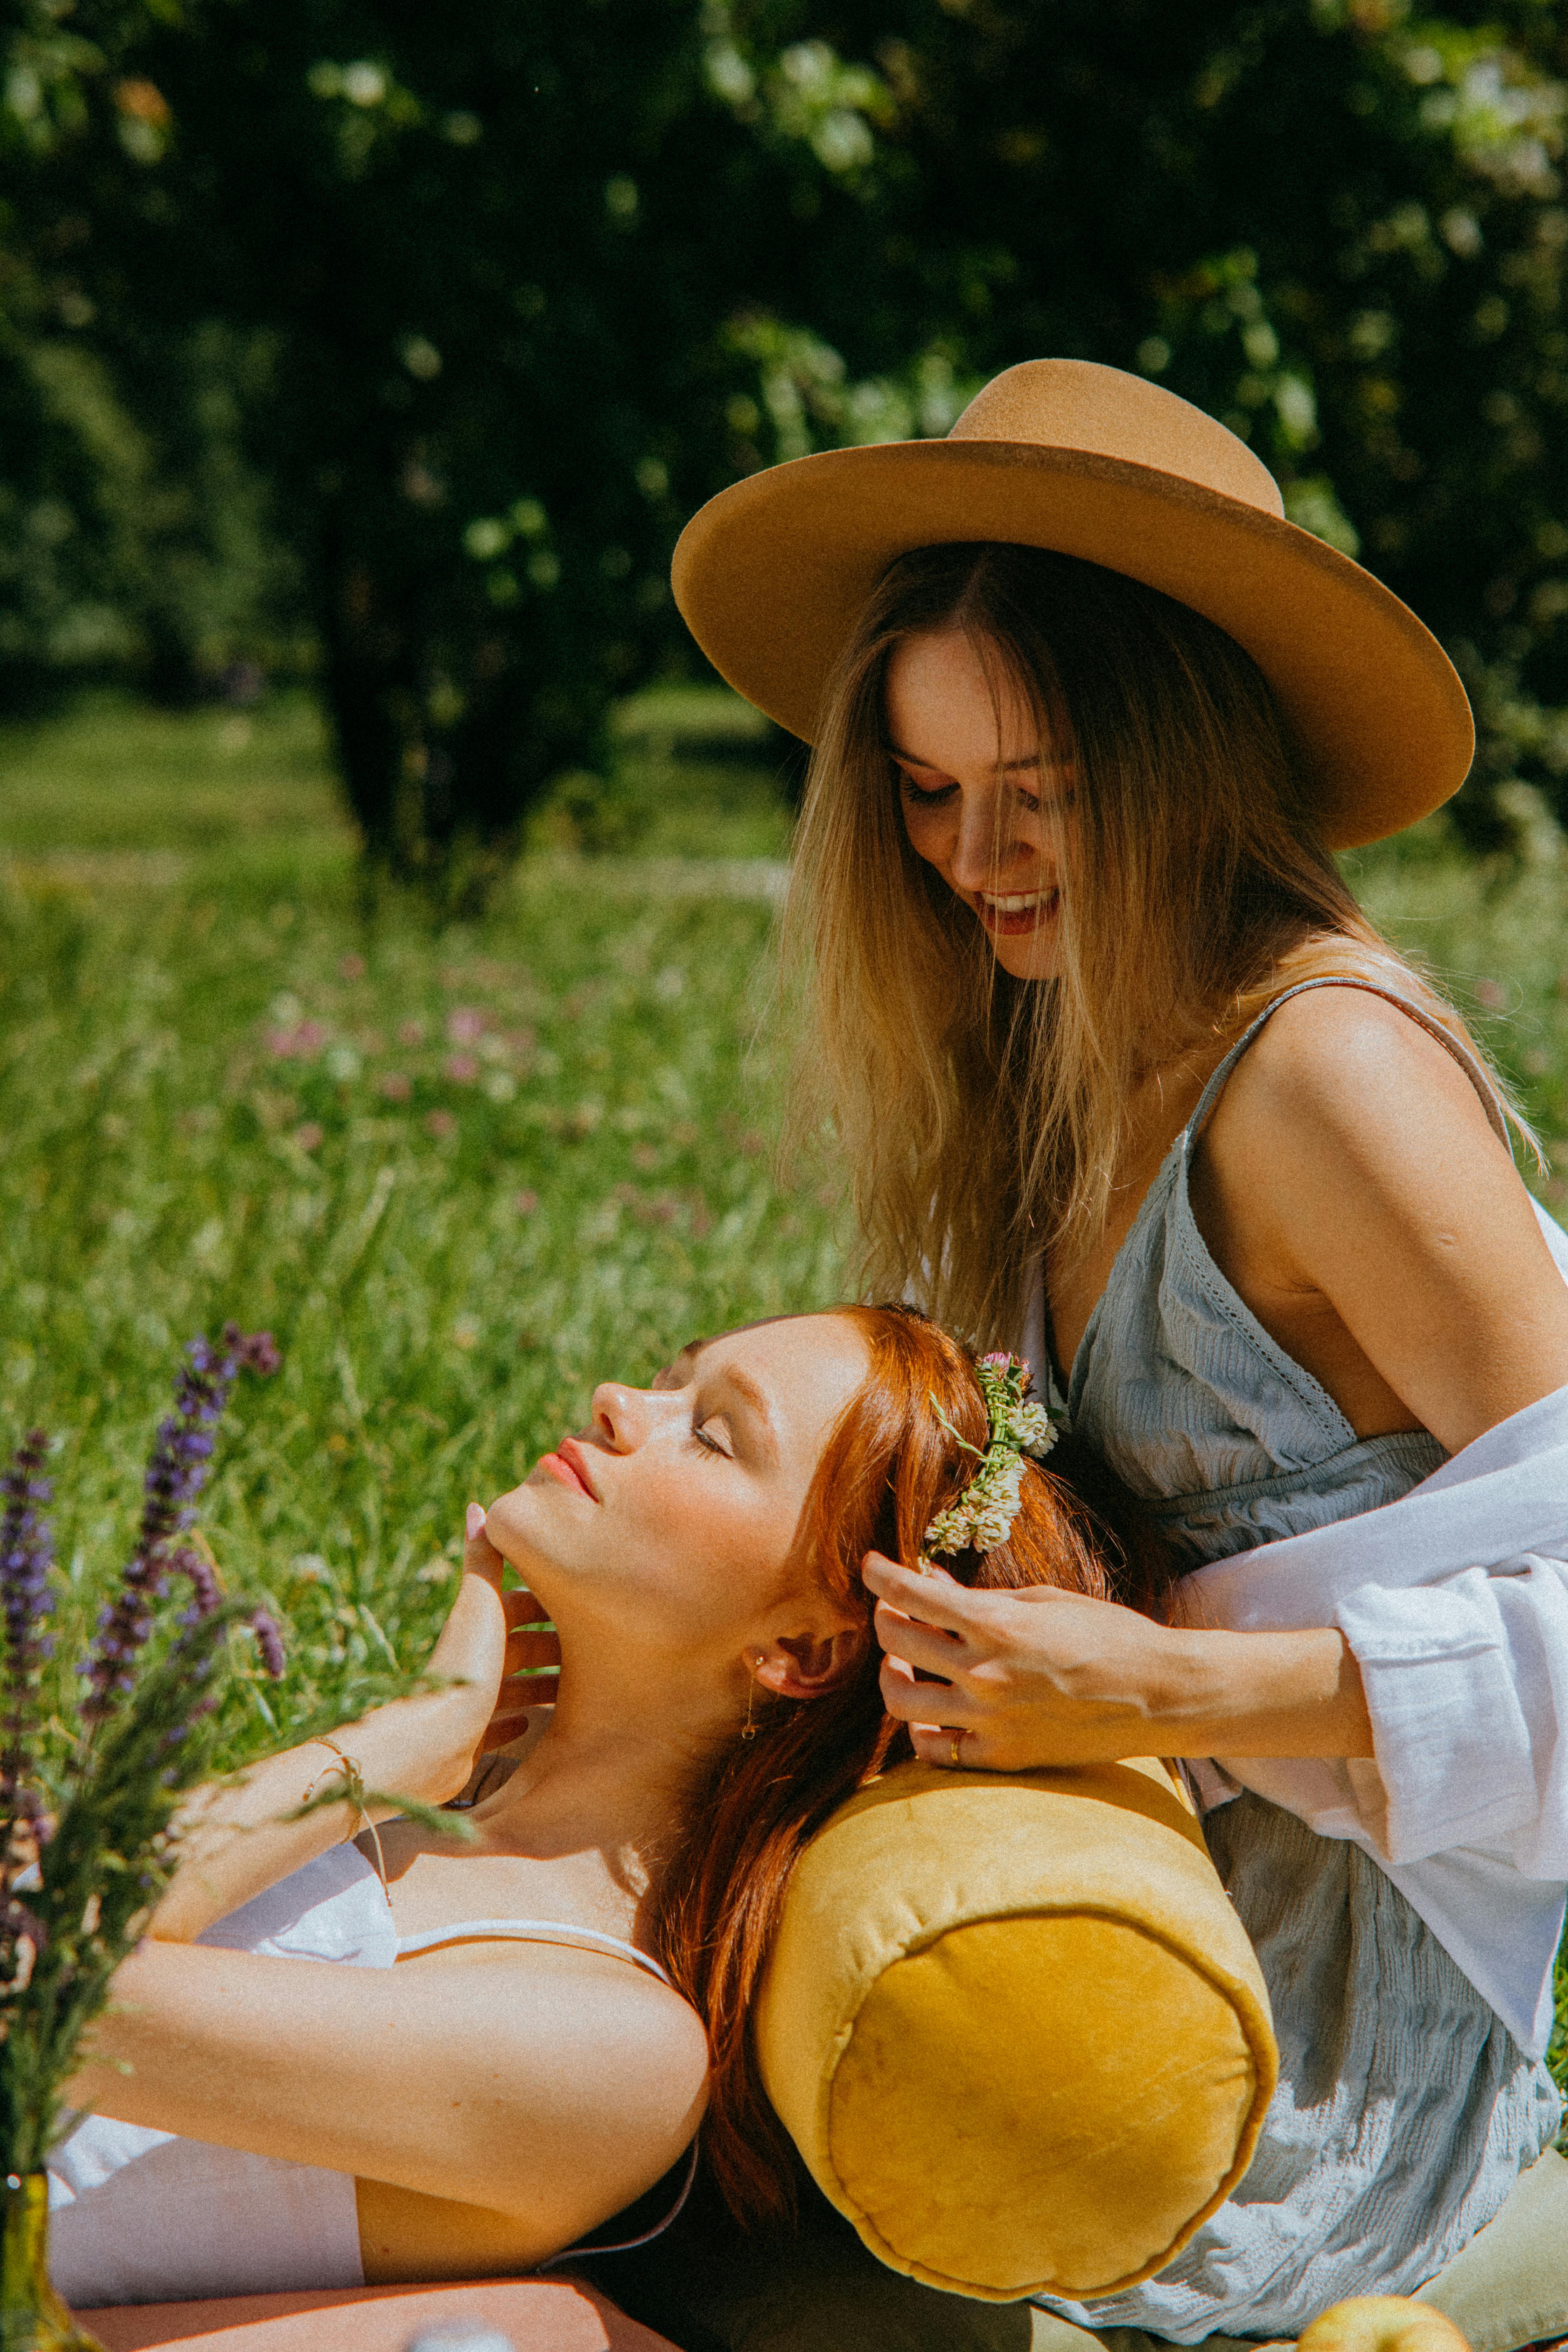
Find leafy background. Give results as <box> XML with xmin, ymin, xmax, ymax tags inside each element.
<box><xmin>4</xmin><ymin>0</ymin><xmax>1568</xmax><ymax>865</ymax></box>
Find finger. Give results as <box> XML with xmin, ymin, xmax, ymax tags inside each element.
<box><xmin>878</xmin><ymin>1652</ymin><xmax>978</xmax><ymax>1727</ymax></box>
<box><xmin>479</xmin><ymin>1708</ymin><xmax>539</xmax><ymax>1754</ymax></box>
<box><xmin>426</xmin><ymin>1511</ymin><xmax>510</xmax><ymax>1685</ymax></box>
<box><xmin>872</xmin><ymin>1600</ymin><xmax>971</xmax><ymax>1678</ymax></box>
<box><xmin>462</xmin><ymin>1503</ymin><xmax>507</xmax><ymax>1593</ymax></box>
<box><xmin>907</xmin><ymin>1720</ymin><xmax>988</xmax><ymax>1770</ymax></box>
<box><xmin>500</xmin><ymin>1585</ymin><xmax>553</xmax><ymax>1626</ymax></box>
<box><xmin>503</xmin><ymin>1626</ymin><xmax>562</xmax><ymax>1675</ymax></box>
<box><xmin>862</xmin><ymin>1552</ymin><xmax>978</xmax><ymax>1633</ymax></box>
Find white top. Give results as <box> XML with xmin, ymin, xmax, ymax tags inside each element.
<box><xmin>1183</xmin><ymin>1199</ymin><xmax>1568</xmax><ymax>2057</ymax></box>
<box><xmin>48</xmin><ymin>1846</ymin><xmax>679</xmax><ymax>2310</ymax></box>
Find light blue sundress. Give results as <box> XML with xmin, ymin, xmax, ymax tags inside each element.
<box><xmin>1038</xmin><ymin>979</ymin><xmax>1562</xmax><ymax>2344</ymax></box>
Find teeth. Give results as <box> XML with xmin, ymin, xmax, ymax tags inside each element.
<box><xmin>981</xmin><ymin>890</ymin><xmax>1055</xmax><ymax>914</ymax></box>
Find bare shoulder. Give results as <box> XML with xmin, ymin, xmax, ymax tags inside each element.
<box><xmin>550</xmin><ymin>1945</ymin><xmax>708</xmax><ymax>2066</ymax></box>
<box><xmin>1210</xmin><ymin>982</ymin><xmax>1506</xmax><ymax>1171</ymax></box>
<box><xmin>612</xmin><ymin>1965</ymin><xmax>712</xmax><ymax>2086</ymax></box>
<box><xmin>577</xmin><ymin>1963</ymin><xmax>709</xmax><ymax>2142</ymax></box>
<box><xmin>433</xmin><ymin>1940</ymin><xmax>709</xmax><ymax>2111</ymax></box>
<box><xmin>554</xmin><ymin>1961</ymin><xmax>710</xmax><ymax>2162</ymax></box>
<box><xmin>1191</xmin><ymin>978</ymin><xmax>1568</xmax><ymax>1451</ymax></box>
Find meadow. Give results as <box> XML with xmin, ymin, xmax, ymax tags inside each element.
<box><xmin>1</xmin><ymin>687</ymin><xmax>1564</xmax><ymax>2088</ymax></box>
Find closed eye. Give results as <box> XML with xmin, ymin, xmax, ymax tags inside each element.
<box><xmin>694</xmin><ymin>1419</ymin><xmax>733</xmax><ymax>1460</ymax></box>
<box><xmin>894</xmin><ymin>763</ymin><xmax>1044</xmax><ymax>814</ymax></box>
<box><xmin>894</xmin><ymin>766</ymin><xmax>958</xmax><ymax>806</ymax></box>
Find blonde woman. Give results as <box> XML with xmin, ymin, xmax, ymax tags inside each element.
<box><xmin>626</xmin><ymin>362</ymin><xmax>1568</xmax><ymax>2352</ymax></box>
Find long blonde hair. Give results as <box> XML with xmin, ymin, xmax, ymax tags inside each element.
<box><xmin>783</xmin><ymin>542</ymin><xmax>1522</xmax><ymax>1349</ymax></box>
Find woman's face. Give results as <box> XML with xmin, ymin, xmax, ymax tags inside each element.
<box><xmin>484</xmin><ymin>1313</ymin><xmax>869</xmax><ymax>1665</ymax></box>
<box><xmin>884</xmin><ymin>624</ymin><xmax>1073</xmax><ymax>982</ymax></box>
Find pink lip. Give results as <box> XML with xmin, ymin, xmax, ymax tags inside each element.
<box><xmin>541</xmin><ymin>1437</ymin><xmax>598</xmax><ymax>1501</ymax></box>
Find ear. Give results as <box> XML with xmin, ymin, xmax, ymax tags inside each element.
<box><xmin>753</xmin><ymin>1618</ymin><xmax>865</xmax><ymax>1703</ymax></box>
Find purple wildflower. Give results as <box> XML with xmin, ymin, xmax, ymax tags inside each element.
<box><xmin>0</xmin><ymin>1433</ymin><xmax>54</xmax><ymax>1831</ymax></box>
<box><xmin>83</xmin><ymin>1331</ymin><xmax>279</xmax><ymax>1723</ymax></box>
<box><xmin>164</xmin><ymin>1545</ymin><xmax>221</xmax><ymax>1623</ymax></box>
<box><xmin>249</xmin><ymin>1610</ymin><xmax>286</xmax><ymax>1679</ymax></box>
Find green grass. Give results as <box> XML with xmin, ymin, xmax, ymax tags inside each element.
<box><xmin>0</xmin><ymin>688</ymin><xmax>1563</xmax><ymax>2096</ymax></box>
<box><xmin>0</xmin><ymin>687</ymin><xmax>838</xmax><ymax>1762</ymax></box>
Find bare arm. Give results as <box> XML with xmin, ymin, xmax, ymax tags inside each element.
<box><xmin>68</xmin><ymin>1939</ymin><xmax>707</xmax><ymax>2248</ymax></box>
<box><xmin>66</xmin><ymin>1514</ymin><xmax>702</xmax><ymax>2250</ymax></box>
<box><xmin>152</xmin><ymin>1513</ymin><xmax>526</xmax><ymax>1944</ymax></box>
<box><xmin>1193</xmin><ymin>986</ymin><xmax>1568</xmax><ymax>1453</ymax></box>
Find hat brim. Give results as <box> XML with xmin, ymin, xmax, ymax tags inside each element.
<box><xmin>671</xmin><ymin>439</ymin><xmax>1474</xmax><ymax>851</ymax></box>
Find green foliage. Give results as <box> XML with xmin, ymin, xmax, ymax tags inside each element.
<box><xmin>709</xmin><ymin>0</ymin><xmax>1568</xmax><ymax>842</ymax></box>
<box><xmin>6</xmin><ymin>0</ymin><xmax>1568</xmax><ymax>882</ymax></box>
<box><xmin>0</xmin><ymin>2</ymin><xmax>300</xmax><ymax>705</ymax></box>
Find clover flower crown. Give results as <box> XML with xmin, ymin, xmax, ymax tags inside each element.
<box><xmin>921</xmin><ymin>1353</ymin><xmax>1063</xmax><ymax>1564</ymax></box>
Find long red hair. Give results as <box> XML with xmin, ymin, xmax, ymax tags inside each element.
<box><xmin>647</xmin><ymin>1303</ymin><xmax>1147</xmax><ymax>2226</ymax></box>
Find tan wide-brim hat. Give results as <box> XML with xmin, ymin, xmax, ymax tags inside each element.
<box><xmin>671</xmin><ymin>359</ymin><xmax>1473</xmax><ymax>849</ymax></box>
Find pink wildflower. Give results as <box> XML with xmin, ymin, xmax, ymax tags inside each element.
<box><xmin>266</xmin><ymin>1020</ymin><xmax>327</xmax><ymax>1060</ymax></box>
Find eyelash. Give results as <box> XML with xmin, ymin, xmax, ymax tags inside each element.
<box><xmin>898</xmin><ymin>773</ymin><xmax>958</xmax><ymax>806</ymax></box>
<box><xmin>896</xmin><ymin>770</ymin><xmax>1041</xmax><ymax>813</ymax></box>
<box><xmin>693</xmin><ymin>1421</ymin><xmax>732</xmax><ymax>1459</ymax></box>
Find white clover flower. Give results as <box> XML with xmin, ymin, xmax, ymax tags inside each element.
<box><xmin>1007</xmin><ymin>1399</ymin><xmax>1055</xmax><ymax>1455</ymax></box>
<box><xmin>922</xmin><ymin>1352</ymin><xmax>1065</xmax><ymax>1559</ymax></box>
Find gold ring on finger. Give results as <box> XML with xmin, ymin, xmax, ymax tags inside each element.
<box><xmin>949</xmin><ymin>1732</ymin><xmax>964</xmax><ymax>1768</ymax></box>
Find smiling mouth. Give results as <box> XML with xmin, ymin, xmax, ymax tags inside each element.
<box><xmin>976</xmin><ymin>887</ymin><xmax>1059</xmax><ymax>938</ymax></box>
<box><xmin>541</xmin><ymin>1437</ymin><xmax>599</xmax><ymax>1501</ymax></box>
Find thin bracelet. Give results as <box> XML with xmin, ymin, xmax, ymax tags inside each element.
<box><xmin>301</xmin><ymin>1736</ymin><xmax>391</xmax><ymax>1907</ymax></box>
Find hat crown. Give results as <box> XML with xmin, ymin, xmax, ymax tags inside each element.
<box><xmin>948</xmin><ymin>359</ymin><xmax>1285</xmax><ymax>520</ymax></box>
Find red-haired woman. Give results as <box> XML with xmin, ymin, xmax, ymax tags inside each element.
<box><xmin>53</xmin><ymin>1306</ymin><xmax>1112</xmax><ymax>2351</ymax></box>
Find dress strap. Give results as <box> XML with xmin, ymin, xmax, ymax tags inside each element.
<box><xmin>394</xmin><ymin>1917</ymin><xmax>671</xmax><ymax>1983</ymax></box>
<box><xmin>535</xmin><ymin>2136</ymin><xmax>702</xmax><ymax>2271</ymax></box>
<box><xmin>1186</xmin><ymin>976</ymin><xmax>1510</xmax><ymax>1151</ymax></box>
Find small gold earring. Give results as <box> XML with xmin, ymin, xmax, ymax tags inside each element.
<box><xmin>741</xmin><ymin>1656</ymin><xmax>761</xmax><ymax>1741</ymax></box>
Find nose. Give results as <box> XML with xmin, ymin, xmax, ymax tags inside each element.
<box><xmin>589</xmin><ymin>1380</ymin><xmax>654</xmax><ymax>1452</ymax></box>
<box><xmin>948</xmin><ymin>784</ymin><xmax>1020</xmax><ymax>895</ymax></box>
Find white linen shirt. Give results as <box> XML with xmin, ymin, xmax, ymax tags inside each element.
<box><xmin>1185</xmin><ymin>1202</ymin><xmax>1568</xmax><ymax>2057</ymax></box>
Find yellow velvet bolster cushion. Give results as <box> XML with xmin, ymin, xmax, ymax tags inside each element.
<box><xmin>754</xmin><ymin>1756</ymin><xmax>1278</xmax><ymax>2304</ymax></box>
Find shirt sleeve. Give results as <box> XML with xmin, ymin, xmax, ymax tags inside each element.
<box><xmin>1333</xmin><ymin>1553</ymin><xmax>1568</xmax><ymax>1871</ymax></box>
